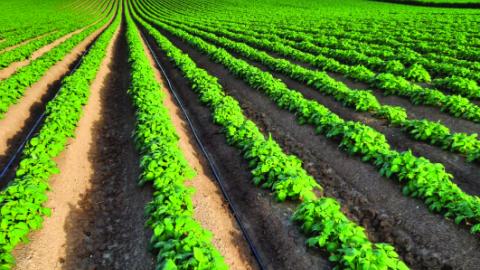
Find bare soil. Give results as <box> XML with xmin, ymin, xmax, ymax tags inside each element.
<box><xmin>139</xmin><ymin>35</ymin><xmax>257</xmax><ymax>270</ymax></box>
<box><xmin>60</xmin><ymin>26</ymin><xmax>154</xmax><ymax>270</ymax></box>
<box><xmin>13</xmin><ymin>24</ymin><xmax>155</xmax><ymax>270</ymax></box>
<box><xmin>0</xmin><ymin>28</ymin><xmax>86</xmax><ymax>80</ymax></box>
<box><xmin>155</xmin><ymin>26</ymin><xmax>480</xmax><ymax>270</ymax></box>
<box><xmin>0</xmin><ymin>30</ymin><xmax>58</xmax><ymax>54</ymax></box>
<box><xmin>208</xmin><ymin>35</ymin><xmax>480</xmax><ymax>196</ymax></box>
<box><xmin>0</xmin><ymin>17</ymin><xmax>113</xmax><ymax>171</ymax></box>
<box><xmin>141</xmin><ymin>24</ymin><xmax>332</xmax><ymax>270</ymax></box>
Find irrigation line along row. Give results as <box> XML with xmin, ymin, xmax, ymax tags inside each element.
<box><xmin>0</xmin><ymin>22</ymin><xmax>112</xmax><ymax>185</ymax></box>
<box><xmin>141</xmin><ymin>29</ymin><xmax>268</xmax><ymax>270</ymax></box>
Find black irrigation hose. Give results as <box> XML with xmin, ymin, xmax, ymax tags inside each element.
<box><xmin>141</xmin><ymin>30</ymin><xmax>268</xmax><ymax>270</ymax></box>
<box><xmin>0</xmin><ymin>23</ymin><xmax>110</xmax><ymax>184</ymax></box>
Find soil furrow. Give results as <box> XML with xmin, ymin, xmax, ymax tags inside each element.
<box><xmin>156</xmin><ymin>26</ymin><xmax>480</xmax><ymax>270</ymax></box>
<box><xmin>0</xmin><ymin>30</ymin><xmax>59</xmax><ymax>54</ymax></box>
<box><xmin>266</xmin><ymin>50</ymin><xmax>480</xmax><ymax>135</ymax></box>
<box><xmin>141</xmin><ymin>26</ymin><xmax>332</xmax><ymax>270</ymax></box>
<box><xmin>206</xmin><ymin>43</ymin><xmax>480</xmax><ymax>195</ymax></box>
<box><xmin>139</xmin><ymin>33</ymin><xmax>257</xmax><ymax>270</ymax></box>
<box><xmin>0</xmin><ymin>18</ymin><xmax>112</xmax><ymax>172</ymax></box>
<box><xmin>60</xmin><ymin>25</ymin><xmax>154</xmax><ymax>270</ymax></box>
<box><xmin>13</xmin><ymin>24</ymin><xmax>154</xmax><ymax>270</ymax></box>
<box><xmin>0</xmin><ymin>20</ymin><xmax>99</xmax><ymax>80</ymax></box>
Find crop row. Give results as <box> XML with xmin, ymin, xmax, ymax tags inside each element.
<box><xmin>0</xmin><ymin>5</ymin><xmax>120</xmax><ymax>268</ymax></box>
<box><xmin>168</xmin><ymin>20</ymin><xmax>480</xmax><ymax>125</ymax></box>
<box><xmin>144</xmin><ymin>0</ymin><xmax>480</xmax><ymax>104</ymax></box>
<box><xmin>0</xmin><ymin>0</ymin><xmax>114</xmax><ymax>69</ymax></box>
<box><xmin>0</xmin><ymin>29</ymin><xmax>75</xmax><ymax>69</ymax></box>
<box><xmin>124</xmin><ymin>5</ymin><xmax>228</xmax><ymax>269</ymax></box>
<box><xmin>134</xmin><ymin>1</ymin><xmax>480</xmax><ymax>237</ymax></box>
<box><xmin>261</xmin><ymin>30</ymin><xmax>480</xmax><ymax>96</ymax></box>
<box><xmin>267</xmin><ymin>28</ymin><xmax>480</xmax><ymax>80</ymax></box>
<box><xmin>233</xmin><ymin>13</ymin><xmax>480</xmax><ymax>63</ymax></box>
<box><xmin>0</xmin><ymin>27</ymin><xmax>57</xmax><ymax>52</ymax></box>
<box><xmin>131</xmin><ymin>2</ymin><xmax>409</xmax><ymax>269</ymax></box>
<box><xmin>0</xmin><ymin>0</ymin><xmax>116</xmax><ymax>119</ymax></box>
<box><xmin>192</xmin><ymin>18</ymin><xmax>480</xmax><ymax>84</ymax></box>
<box><xmin>0</xmin><ymin>0</ymin><xmax>104</xmax><ymax>51</ymax></box>
<box><xmin>143</xmin><ymin>2</ymin><xmax>480</xmax><ymax>88</ymax></box>
<box><xmin>145</xmin><ymin>0</ymin><xmax>480</xmax><ymax>62</ymax></box>
<box><xmin>155</xmin><ymin>17</ymin><xmax>480</xmax><ymax>163</ymax></box>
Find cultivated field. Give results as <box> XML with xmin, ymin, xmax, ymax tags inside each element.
<box><xmin>0</xmin><ymin>0</ymin><xmax>479</xmax><ymax>269</ymax></box>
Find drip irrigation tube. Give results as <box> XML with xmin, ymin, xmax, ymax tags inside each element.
<box><xmin>141</xmin><ymin>30</ymin><xmax>268</xmax><ymax>270</ymax></box>
<box><xmin>0</xmin><ymin>22</ymin><xmax>111</xmax><ymax>184</ymax></box>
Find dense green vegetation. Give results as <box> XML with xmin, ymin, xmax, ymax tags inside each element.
<box><xmin>0</xmin><ymin>0</ymin><xmax>479</xmax><ymax>269</ymax></box>
<box><xmin>131</xmin><ymin>1</ymin><xmax>409</xmax><ymax>269</ymax></box>
<box><xmin>125</xmin><ymin>6</ymin><xmax>228</xmax><ymax>269</ymax></box>
<box><xmin>0</xmin><ymin>0</ymin><xmax>104</xmax><ymax>50</ymax></box>
<box><xmin>0</xmin><ymin>0</ymin><xmax>115</xmax><ymax>118</ymax></box>
<box><xmin>134</xmin><ymin>0</ymin><xmax>480</xmax><ymax>236</ymax></box>
<box><xmin>0</xmin><ymin>1</ymin><xmax>119</xmax><ymax>267</ymax></box>
<box><xmin>388</xmin><ymin>0</ymin><xmax>480</xmax><ymax>5</ymax></box>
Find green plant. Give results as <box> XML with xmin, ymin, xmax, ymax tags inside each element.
<box><xmin>385</xmin><ymin>60</ymin><xmax>405</xmax><ymax>74</ymax></box>
<box><xmin>293</xmin><ymin>198</ymin><xmax>408</xmax><ymax>270</ymax></box>
<box><xmin>0</xmin><ymin>3</ymin><xmax>116</xmax><ymax>119</ymax></box>
<box><xmin>433</xmin><ymin>76</ymin><xmax>480</xmax><ymax>99</ymax></box>
<box><xmin>136</xmin><ymin>6</ymin><xmax>480</xmax><ymax>238</ymax></box>
<box><xmin>125</xmin><ymin>7</ymin><xmax>227</xmax><ymax>268</ymax></box>
<box><xmin>132</xmin><ymin>4</ymin><xmax>406</xmax><ymax>268</ymax></box>
<box><xmin>401</xmin><ymin>120</ymin><xmax>450</xmax><ymax>143</ymax></box>
<box><xmin>0</xmin><ymin>3</ymin><xmax>120</xmax><ymax>267</ymax></box>
<box><xmin>404</xmin><ymin>63</ymin><xmax>431</xmax><ymax>82</ymax></box>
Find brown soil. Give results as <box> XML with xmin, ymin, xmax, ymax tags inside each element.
<box><xmin>256</xmin><ymin>64</ymin><xmax>480</xmax><ymax>195</ymax></box>
<box><xmin>140</xmin><ymin>25</ymin><xmax>331</xmax><ymax>270</ymax></box>
<box><xmin>155</xmin><ymin>27</ymin><xmax>480</xmax><ymax>270</ymax></box>
<box><xmin>189</xmin><ymin>31</ymin><xmax>480</xmax><ymax>195</ymax></box>
<box><xmin>326</xmin><ymin>71</ymin><xmax>480</xmax><ymax>134</ymax></box>
<box><xmin>139</xmin><ymin>33</ymin><xmax>257</xmax><ymax>270</ymax></box>
<box><xmin>269</xmin><ymin>49</ymin><xmax>480</xmax><ymax>136</ymax></box>
<box><xmin>11</xmin><ymin>24</ymin><xmax>122</xmax><ymax>270</ymax></box>
<box><xmin>0</xmin><ymin>18</ymin><xmax>112</xmax><ymax>170</ymax></box>
<box><xmin>60</xmin><ymin>25</ymin><xmax>154</xmax><ymax>270</ymax></box>
<box><xmin>13</xmin><ymin>23</ymin><xmax>155</xmax><ymax>270</ymax></box>
<box><xmin>0</xmin><ymin>30</ymin><xmax>58</xmax><ymax>54</ymax></box>
<box><xmin>0</xmin><ymin>20</ymin><xmax>102</xmax><ymax>80</ymax></box>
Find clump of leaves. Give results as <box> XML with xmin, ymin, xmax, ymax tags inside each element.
<box><xmin>293</xmin><ymin>198</ymin><xmax>408</xmax><ymax>270</ymax></box>
<box><xmin>405</xmin><ymin>63</ymin><xmax>431</xmax><ymax>82</ymax></box>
